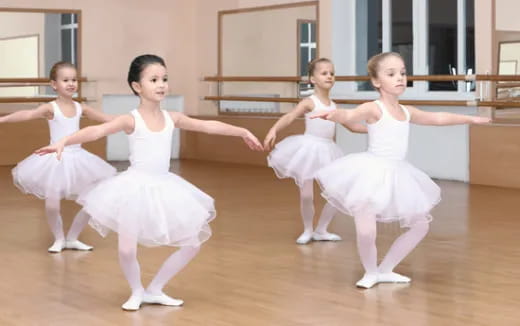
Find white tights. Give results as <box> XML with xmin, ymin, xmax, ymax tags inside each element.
<box><xmin>299</xmin><ymin>180</ymin><xmax>338</xmax><ymax>235</ymax></box>
<box><xmin>44</xmin><ymin>198</ymin><xmax>90</xmax><ymax>242</ymax></box>
<box><xmin>118</xmin><ymin>233</ymin><xmax>200</xmax><ymax>295</ymax></box>
<box><xmin>353</xmin><ymin>213</ymin><xmax>429</xmax><ymax>274</ymax></box>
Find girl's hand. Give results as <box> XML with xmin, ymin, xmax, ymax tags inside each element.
<box><xmin>471</xmin><ymin>116</ymin><xmax>492</xmax><ymax>124</ymax></box>
<box><xmin>242</xmin><ymin>129</ymin><xmax>264</xmax><ymax>151</ymax></box>
<box><xmin>263</xmin><ymin>130</ymin><xmax>277</xmax><ymax>151</ymax></box>
<box><xmin>34</xmin><ymin>139</ymin><xmax>66</xmax><ymax>160</ymax></box>
<box><xmin>310</xmin><ymin>109</ymin><xmax>337</xmax><ymax>121</ymax></box>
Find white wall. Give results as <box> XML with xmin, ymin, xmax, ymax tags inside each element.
<box><xmin>496</xmin><ymin>0</ymin><xmax>520</xmax><ymax>31</ymax></box>
<box><xmin>102</xmin><ymin>95</ymin><xmax>183</xmax><ymax>161</ymax></box>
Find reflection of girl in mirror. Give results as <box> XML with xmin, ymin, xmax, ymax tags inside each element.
<box><xmin>312</xmin><ymin>52</ymin><xmax>490</xmax><ymax>288</ymax></box>
<box><xmin>264</xmin><ymin>58</ymin><xmax>367</xmax><ymax>244</ymax></box>
<box><xmin>36</xmin><ymin>54</ymin><xmax>263</xmax><ymax>311</ymax></box>
<box><xmin>0</xmin><ymin>61</ymin><xmax>117</xmax><ymax>253</ymax></box>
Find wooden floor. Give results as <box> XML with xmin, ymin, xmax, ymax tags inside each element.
<box><xmin>0</xmin><ymin>160</ymin><xmax>519</xmax><ymax>325</ymax></box>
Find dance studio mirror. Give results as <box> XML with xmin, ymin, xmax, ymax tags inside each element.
<box><xmin>218</xmin><ymin>2</ymin><xmax>318</xmax><ymax>114</ymax></box>
<box><xmin>495</xmin><ymin>40</ymin><xmax>520</xmax><ymax>121</ymax></box>
<box><xmin>0</xmin><ymin>8</ymin><xmax>81</xmax><ymax>97</ymax></box>
<box><xmin>497</xmin><ymin>41</ymin><xmax>520</xmax><ymax>101</ymax></box>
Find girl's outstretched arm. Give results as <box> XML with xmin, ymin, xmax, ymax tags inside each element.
<box><xmin>263</xmin><ymin>98</ymin><xmax>314</xmax><ymax>151</ymax></box>
<box><xmin>407</xmin><ymin>106</ymin><xmax>491</xmax><ymax>126</ymax></box>
<box><xmin>35</xmin><ymin>114</ymin><xmax>135</xmax><ymax>159</ymax></box>
<box><xmin>342</xmin><ymin>121</ymin><xmax>368</xmax><ymax>133</ymax></box>
<box><xmin>171</xmin><ymin>112</ymin><xmax>263</xmax><ymax>151</ymax></box>
<box><xmin>311</xmin><ymin>102</ymin><xmax>377</xmax><ymax>126</ymax></box>
<box><xmin>0</xmin><ymin>103</ymin><xmax>53</xmax><ymax>123</ymax></box>
<box><xmin>82</xmin><ymin>104</ymin><xmax>118</xmax><ymax>123</ymax></box>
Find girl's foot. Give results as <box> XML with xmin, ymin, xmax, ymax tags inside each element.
<box><xmin>48</xmin><ymin>240</ymin><xmax>65</xmax><ymax>253</ymax></box>
<box><xmin>143</xmin><ymin>292</ymin><xmax>184</xmax><ymax>306</ymax></box>
<box><xmin>312</xmin><ymin>231</ymin><xmax>342</xmax><ymax>241</ymax></box>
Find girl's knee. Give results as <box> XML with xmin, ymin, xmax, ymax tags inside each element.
<box><xmin>356</xmin><ymin>227</ymin><xmax>376</xmax><ymax>243</ymax></box>
<box><xmin>414</xmin><ymin>222</ymin><xmax>430</xmax><ymax>235</ymax></box>
<box><xmin>45</xmin><ymin>199</ymin><xmax>60</xmax><ymax>212</ymax></box>
<box><xmin>187</xmin><ymin>245</ymin><xmax>201</xmax><ymax>255</ymax></box>
<box><xmin>300</xmin><ymin>193</ymin><xmax>313</xmax><ymax>203</ymax></box>
<box><xmin>411</xmin><ymin>219</ymin><xmax>429</xmax><ymax>230</ymax></box>
<box><xmin>119</xmin><ymin>246</ymin><xmax>137</xmax><ymax>260</ymax></box>
<box><xmin>299</xmin><ymin>182</ymin><xmax>314</xmax><ymax>200</ymax></box>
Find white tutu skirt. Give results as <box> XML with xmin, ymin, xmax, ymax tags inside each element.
<box><xmin>12</xmin><ymin>148</ymin><xmax>116</xmax><ymax>200</ymax></box>
<box><xmin>267</xmin><ymin>134</ymin><xmax>344</xmax><ymax>187</ymax></box>
<box><xmin>78</xmin><ymin>168</ymin><xmax>216</xmax><ymax>247</ymax></box>
<box><xmin>316</xmin><ymin>152</ymin><xmax>441</xmax><ymax>227</ymax></box>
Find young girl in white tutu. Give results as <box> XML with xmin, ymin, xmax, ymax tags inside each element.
<box><xmin>264</xmin><ymin>58</ymin><xmax>367</xmax><ymax>244</ymax></box>
<box><xmin>313</xmin><ymin>52</ymin><xmax>490</xmax><ymax>288</ymax></box>
<box><xmin>37</xmin><ymin>54</ymin><xmax>263</xmax><ymax>310</ymax></box>
<box><xmin>0</xmin><ymin>62</ymin><xmax>117</xmax><ymax>253</ymax></box>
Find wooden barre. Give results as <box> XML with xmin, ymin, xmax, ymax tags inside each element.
<box><xmin>496</xmin><ymin>82</ymin><xmax>520</xmax><ymax>88</ymax></box>
<box><xmin>206</xmin><ymin>96</ymin><xmax>300</xmax><ymax>103</ymax></box>
<box><xmin>204</xmin><ymin>74</ymin><xmax>520</xmax><ymax>82</ymax></box>
<box><xmin>0</xmin><ymin>97</ymin><xmax>87</xmax><ymax>104</ymax></box>
<box><xmin>205</xmin><ymin>96</ymin><xmax>520</xmax><ymax>108</ymax></box>
<box><xmin>0</xmin><ymin>83</ymin><xmax>56</xmax><ymax>87</ymax></box>
<box><xmin>0</xmin><ymin>77</ymin><xmax>88</xmax><ymax>83</ymax></box>
<box><xmin>205</xmin><ymin>96</ymin><xmax>471</xmax><ymax>106</ymax></box>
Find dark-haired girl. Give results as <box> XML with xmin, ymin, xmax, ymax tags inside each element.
<box><xmin>37</xmin><ymin>54</ymin><xmax>263</xmax><ymax>310</ymax></box>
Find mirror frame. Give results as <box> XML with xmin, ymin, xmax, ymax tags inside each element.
<box><xmin>217</xmin><ymin>1</ymin><xmax>319</xmax><ymax>76</ymax></box>
<box><xmin>0</xmin><ymin>7</ymin><xmax>82</xmax><ymax>81</ymax></box>
<box><xmin>497</xmin><ymin>40</ymin><xmax>520</xmax><ymax>101</ymax></box>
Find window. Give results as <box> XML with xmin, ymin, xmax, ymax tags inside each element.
<box><xmin>298</xmin><ymin>20</ymin><xmax>316</xmax><ymax>94</ymax></box>
<box><xmin>60</xmin><ymin>13</ymin><xmax>78</xmax><ymax>64</ymax></box>
<box><xmin>392</xmin><ymin>0</ymin><xmax>413</xmax><ymax>87</ymax></box>
<box><xmin>356</xmin><ymin>0</ymin><xmax>382</xmax><ymax>91</ymax></box>
<box><xmin>353</xmin><ymin>0</ymin><xmax>474</xmax><ymax>94</ymax></box>
<box><xmin>429</xmin><ymin>0</ymin><xmax>457</xmax><ymax>90</ymax></box>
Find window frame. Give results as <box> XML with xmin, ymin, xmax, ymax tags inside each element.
<box><xmin>297</xmin><ymin>19</ymin><xmax>317</xmax><ymax>94</ymax></box>
<box><xmin>335</xmin><ymin>0</ymin><xmax>475</xmax><ymax>101</ymax></box>
<box><xmin>60</xmin><ymin>13</ymin><xmax>78</xmax><ymax>65</ymax></box>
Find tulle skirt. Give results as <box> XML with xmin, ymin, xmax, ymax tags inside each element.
<box><xmin>12</xmin><ymin>148</ymin><xmax>116</xmax><ymax>200</ymax></box>
<box><xmin>267</xmin><ymin>134</ymin><xmax>344</xmax><ymax>187</ymax></box>
<box><xmin>316</xmin><ymin>152</ymin><xmax>441</xmax><ymax>227</ymax></box>
<box><xmin>78</xmin><ymin>168</ymin><xmax>216</xmax><ymax>247</ymax></box>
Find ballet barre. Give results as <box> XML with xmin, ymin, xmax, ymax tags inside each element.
<box><xmin>204</xmin><ymin>96</ymin><xmax>520</xmax><ymax>108</ymax></box>
<box><xmin>0</xmin><ymin>97</ymin><xmax>87</xmax><ymax>104</ymax></box>
<box><xmin>0</xmin><ymin>77</ymin><xmax>89</xmax><ymax>104</ymax></box>
<box><xmin>204</xmin><ymin>74</ymin><xmax>520</xmax><ymax>82</ymax></box>
<box><xmin>204</xmin><ymin>74</ymin><xmax>520</xmax><ymax>109</ymax></box>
